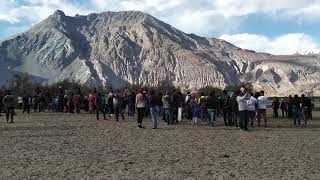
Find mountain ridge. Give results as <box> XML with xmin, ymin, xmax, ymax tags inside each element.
<box><xmin>0</xmin><ymin>10</ymin><xmax>319</xmax><ymax>96</ymax></box>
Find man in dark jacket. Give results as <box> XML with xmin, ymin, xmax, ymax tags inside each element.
<box><xmin>95</xmin><ymin>92</ymin><xmax>105</xmax><ymax>120</ymax></box>
<box><xmin>3</xmin><ymin>90</ymin><xmax>16</xmax><ymax>123</ymax></box>
<box><xmin>222</xmin><ymin>90</ymin><xmax>231</xmax><ymax>126</ymax></box>
<box><xmin>206</xmin><ymin>91</ymin><xmax>217</xmax><ymax>127</ymax></box>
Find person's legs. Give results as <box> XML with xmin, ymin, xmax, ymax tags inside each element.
<box><xmin>293</xmin><ymin>110</ymin><xmax>300</xmax><ymax>127</ymax></box>
<box><xmin>244</xmin><ymin>110</ymin><xmax>249</xmax><ymax>130</ymax></box>
<box><xmin>137</xmin><ymin>108</ymin><xmax>144</xmax><ymax>127</ymax></box>
<box><xmin>303</xmin><ymin>108</ymin><xmax>308</xmax><ymax>126</ymax></box>
<box><xmin>239</xmin><ymin>111</ymin><xmax>244</xmax><ymax>130</ymax></box>
<box><xmin>96</xmin><ymin>108</ymin><xmax>100</xmax><ymax>120</ymax></box>
<box><xmin>5</xmin><ymin>108</ymin><xmax>9</xmax><ymax>123</ymax></box>
<box><xmin>207</xmin><ymin>109</ymin><xmax>212</xmax><ymax>125</ymax></box>
<box><xmin>120</xmin><ymin>108</ymin><xmax>125</xmax><ymax>120</ymax></box>
<box><xmin>248</xmin><ymin>111</ymin><xmax>254</xmax><ymax>127</ymax></box>
<box><xmin>298</xmin><ymin>111</ymin><xmax>301</xmax><ymax>127</ymax></box>
<box><xmin>223</xmin><ymin>110</ymin><xmax>229</xmax><ymax>126</ymax></box>
<box><xmin>293</xmin><ymin>111</ymin><xmax>297</xmax><ymax>127</ymax></box>
<box><xmin>150</xmin><ymin>107</ymin><xmax>158</xmax><ymax>128</ymax></box>
<box><xmin>10</xmin><ymin>108</ymin><xmax>14</xmax><ymax>123</ymax></box>
<box><xmin>165</xmin><ymin>109</ymin><xmax>171</xmax><ymax>125</ymax></box>
<box><xmin>263</xmin><ymin>109</ymin><xmax>267</xmax><ymax>127</ymax></box>
<box><xmin>115</xmin><ymin>106</ymin><xmax>119</xmax><ymax>121</ymax></box>
<box><xmin>208</xmin><ymin>110</ymin><xmax>216</xmax><ymax>127</ymax></box>
<box><xmin>257</xmin><ymin>109</ymin><xmax>261</xmax><ymax>127</ymax></box>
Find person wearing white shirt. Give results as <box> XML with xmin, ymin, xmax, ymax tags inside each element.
<box><xmin>247</xmin><ymin>93</ymin><xmax>257</xmax><ymax>127</ymax></box>
<box><xmin>257</xmin><ymin>91</ymin><xmax>268</xmax><ymax>127</ymax></box>
<box><xmin>236</xmin><ymin>88</ymin><xmax>251</xmax><ymax>130</ymax></box>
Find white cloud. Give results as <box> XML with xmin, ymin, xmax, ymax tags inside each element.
<box><xmin>1</xmin><ymin>0</ymin><xmax>320</xmax><ymax>50</ymax></box>
<box><xmin>219</xmin><ymin>33</ymin><xmax>320</xmax><ymax>55</ymax></box>
<box><xmin>0</xmin><ymin>0</ymin><xmax>92</xmax><ymax>24</ymax></box>
<box><xmin>1</xmin><ymin>0</ymin><xmax>320</xmax><ymax>35</ymax></box>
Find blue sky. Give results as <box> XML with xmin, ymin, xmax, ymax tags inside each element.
<box><xmin>1</xmin><ymin>0</ymin><xmax>320</xmax><ymax>55</ymax></box>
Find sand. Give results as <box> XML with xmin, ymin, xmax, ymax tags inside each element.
<box><xmin>0</xmin><ymin>110</ymin><xmax>319</xmax><ymax>180</ymax></box>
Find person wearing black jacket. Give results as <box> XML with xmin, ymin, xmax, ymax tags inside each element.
<box><xmin>222</xmin><ymin>90</ymin><xmax>231</xmax><ymax>126</ymax></box>
<box><xmin>206</xmin><ymin>91</ymin><xmax>217</xmax><ymax>127</ymax></box>
<box><xmin>292</xmin><ymin>95</ymin><xmax>302</xmax><ymax>127</ymax></box>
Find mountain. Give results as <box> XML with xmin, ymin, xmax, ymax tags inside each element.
<box><xmin>0</xmin><ymin>10</ymin><xmax>319</xmax><ymax>96</ymax></box>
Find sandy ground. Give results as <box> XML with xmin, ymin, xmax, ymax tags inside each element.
<box><xmin>0</xmin><ymin>110</ymin><xmax>320</xmax><ymax>180</ymax></box>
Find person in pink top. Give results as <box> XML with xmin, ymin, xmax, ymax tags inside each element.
<box><xmin>88</xmin><ymin>88</ymin><xmax>97</xmax><ymax>114</ymax></box>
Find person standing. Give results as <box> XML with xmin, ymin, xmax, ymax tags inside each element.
<box><xmin>162</xmin><ymin>91</ymin><xmax>173</xmax><ymax>125</ymax></box>
<box><xmin>198</xmin><ymin>92</ymin><xmax>207</xmax><ymax>123</ymax></box>
<box><xmin>32</xmin><ymin>94</ymin><xmax>39</xmax><ymax>112</ymax></box>
<box><xmin>58</xmin><ymin>86</ymin><xmax>65</xmax><ymax>112</ymax></box>
<box><xmin>148</xmin><ymin>90</ymin><xmax>159</xmax><ymax>129</ymax></box>
<box><xmin>206</xmin><ymin>91</ymin><xmax>217</xmax><ymax>127</ymax></box>
<box><xmin>247</xmin><ymin>93</ymin><xmax>257</xmax><ymax>128</ymax></box>
<box><xmin>287</xmin><ymin>95</ymin><xmax>293</xmax><ymax>118</ymax></box>
<box><xmin>301</xmin><ymin>94</ymin><xmax>311</xmax><ymax>126</ymax></box>
<box><xmin>230</xmin><ymin>92</ymin><xmax>239</xmax><ymax>127</ymax></box>
<box><xmin>280</xmin><ymin>99</ymin><xmax>288</xmax><ymax>118</ymax></box>
<box><xmin>222</xmin><ymin>90</ymin><xmax>231</xmax><ymax>127</ymax></box>
<box><xmin>237</xmin><ymin>88</ymin><xmax>250</xmax><ymax>131</ymax></box>
<box><xmin>185</xmin><ymin>92</ymin><xmax>192</xmax><ymax>122</ymax></box>
<box><xmin>191</xmin><ymin>98</ymin><xmax>200</xmax><ymax>125</ymax></box>
<box><xmin>257</xmin><ymin>91</ymin><xmax>268</xmax><ymax>127</ymax></box>
<box><xmin>39</xmin><ymin>93</ymin><xmax>46</xmax><ymax>112</ymax></box>
<box><xmin>127</xmin><ymin>93</ymin><xmax>135</xmax><ymax>116</ymax></box>
<box><xmin>73</xmin><ymin>92</ymin><xmax>81</xmax><ymax>114</ymax></box>
<box><xmin>107</xmin><ymin>90</ymin><xmax>114</xmax><ymax>118</ymax></box>
<box><xmin>113</xmin><ymin>91</ymin><xmax>125</xmax><ymax>121</ymax></box>
<box><xmin>88</xmin><ymin>90</ymin><xmax>97</xmax><ymax>114</ymax></box>
<box><xmin>136</xmin><ymin>88</ymin><xmax>146</xmax><ymax>128</ymax></box>
<box><xmin>272</xmin><ymin>97</ymin><xmax>280</xmax><ymax>118</ymax></box>
<box><xmin>95</xmin><ymin>92</ymin><xmax>105</xmax><ymax>120</ymax></box>
<box><xmin>172</xmin><ymin>90</ymin><xmax>181</xmax><ymax>124</ymax></box>
<box><xmin>22</xmin><ymin>94</ymin><xmax>32</xmax><ymax>114</ymax></box>
<box><xmin>2</xmin><ymin>90</ymin><xmax>16</xmax><ymax>123</ymax></box>
<box><xmin>18</xmin><ymin>96</ymin><xmax>23</xmax><ymax>109</ymax></box>
<box><xmin>292</xmin><ymin>95</ymin><xmax>302</xmax><ymax>128</ymax></box>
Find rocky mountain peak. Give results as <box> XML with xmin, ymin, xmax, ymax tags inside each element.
<box><xmin>52</xmin><ymin>10</ymin><xmax>66</xmax><ymax>19</ymax></box>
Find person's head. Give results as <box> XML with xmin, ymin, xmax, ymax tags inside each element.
<box><xmin>5</xmin><ymin>90</ymin><xmax>11</xmax><ymax>95</ymax></box>
<box><xmin>200</xmin><ymin>92</ymin><xmax>205</xmax><ymax>97</ymax></box>
<box><xmin>301</xmin><ymin>94</ymin><xmax>305</xmax><ymax>98</ymax></box>
<box><xmin>254</xmin><ymin>92</ymin><xmax>260</xmax><ymax>98</ymax></box>
<box><xmin>209</xmin><ymin>90</ymin><xmax>215</xmax><ymax>97</ymax></box>
<box><xmin>139</xmin><ymin>86</ymin><xmax>144</xmax><ymax>94</ymax></box>
<box><xmin>223</xmin><ymin>90</ymin><xmax>228</xmax><ymax>95</ymax></box>
<box><xmin>187</xmin><ymin>92</ymin><xmax>190</xmax><ymax>95</ymax></box>
<box><xmin>149</xmin><ymin>90</ymin><xmax>155</xmax><ymax>96</ymax></box>
<box><xmin>260</xmin><ymin>91</ymin><xmax>265</xmax><ymax>96</ymax></box>
<box><xmin>294</xmin><ymin>94</ymin><xmax>299</xmax><ymax>99</ymax></box>
<box><xmin>251</xmin><ymin>92</ymin><xmax>254</xmax><ymax>97</ymax></box>
<box><xmin>238</xmin><ymin>89</ymin><xmax>244</xmax><ymax>96</ymax></box>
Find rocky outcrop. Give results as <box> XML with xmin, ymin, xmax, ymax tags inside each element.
<box><xmin>0</xmin><ymin>10</ymin><xmax>319</xmax><ymax>96</ymax></box>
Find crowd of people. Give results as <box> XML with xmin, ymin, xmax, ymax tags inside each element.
<box><xmin>0</xmin><ymin>85</ymin><xmax>315</xmax><ymax>130</ymax></box>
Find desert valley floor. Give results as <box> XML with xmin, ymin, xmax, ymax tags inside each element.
<box><xmin>0</xmin><ymin>110</ymin><xmax>320</xmax><ymax>179</ymax></box>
